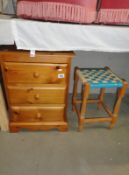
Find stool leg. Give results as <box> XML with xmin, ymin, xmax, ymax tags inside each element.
<box><xmin>72</xmin><ymin>68</ymin><xmax>79</xmax><ymax>112</ymax></box>
<box><xmin>109</xmin><ymin>81</ymin><xmax>128</xmax><ymax>129</ymax></box>
<box><xmin>79</xmin><ymin>83</ymin><xmax>90</xmax><ymax>131</ymax></box>
<box><xmin>98</xmin><ymin>88</ymin><xmax>106</xmax><ymax>109</ymax></box>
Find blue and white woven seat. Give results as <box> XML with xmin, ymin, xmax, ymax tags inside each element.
<box><xmin>77</xmin><ymin>67</ymin><xmax>123</xmax><ymax>89</ymax></box>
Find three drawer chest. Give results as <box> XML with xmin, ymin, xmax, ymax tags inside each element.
<box><xmin>0</xmin><ymin>50</ymin><xmax>74</xmax><ymax>132</ymax></box>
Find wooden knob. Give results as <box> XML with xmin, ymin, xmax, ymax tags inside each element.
<box><xmin>4</xmin><ymin>66</ymin><xmax>8</xmax><ymax>72</ymax></box>
<box><xmin>36</xmin><ymin>113</ymin><xmax>42</xmax><ymax>119</ymax></box>
<box><xmin>34</xmin><ymin>94</ymin><xmax>39</xmax><ymax>100</ymax></box>
<box><xmin>56</xmin><ymin>66</ymin><xmax>60</xmax><ymax>70</ymax></box>
<box><xmin>33</xmin><ymin>72</ymin><xmax>40</xmax><ymax>78</ymax></box>
<box><xmin>56</xmin><ymin>66</ymin><xmax>62</xmax><ymax>71</ymax></box>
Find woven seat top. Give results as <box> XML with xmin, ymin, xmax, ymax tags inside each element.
<box><xmin>77</xmin><ymin>67</ymin><xmax>123</xmax><ymax>89</ymax></box>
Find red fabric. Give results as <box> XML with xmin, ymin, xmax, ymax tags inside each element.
<box><xmin>17</xmin><ymin>0</ymin><xmax>97</xmax><ymax>24</ymax></box>
<box><xmin>97</xmin><ymin>0</ymin><xmax>129</xmax><ymax>24</ymax></box>
<box><xmin>18</xmin><ymin>0</ymin><xmax>93</xmax><ymax>6</ymax></box>
<box><xmin>100</xmin><ymin>0</ymin><xmax>129</xmax><ymax>9</ymax></box>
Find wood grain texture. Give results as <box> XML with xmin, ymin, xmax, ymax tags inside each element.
<box><xmin>0</xmin><ymin>51</ymin><xmax>74</xmax><ymax>63</ymax></box>
<box><xmin>3</xmin><ymin>62</ymin><xmax>68</xmax><ymax>84</ymax></box>
<box><xmin>7</xmin><ymin>84</ymin><xmax>66</xmax><ymax>104</ymax></box>
<box><xmin>11</xmin><ymin>105</ymin><xmax>65</xmax><ymax>122</ymax></box>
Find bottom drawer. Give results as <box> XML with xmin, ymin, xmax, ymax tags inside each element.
<box><xmin>10</xmin><ymin>105</ymin><xmax>65</xmax><ymax>122</ymax></box>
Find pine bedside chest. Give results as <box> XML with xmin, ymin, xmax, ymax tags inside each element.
<box><xmin>0</xmin><ymin>50</ymin><xmax>74</xmax><ymax>132</ymax></box>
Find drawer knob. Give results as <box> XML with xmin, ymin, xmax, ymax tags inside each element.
<box><xmin>56</xmin><ymin>66</ymin><xmax>60</xmax><ymax>70</ymax></box>
<box><xmin>56</xmin><ymin>66</ymin><xmax>63</xmax><ymax>72</ymax></box>
<box><xmin>34</xmin><ymin>94</ymin><xmax>40</xmax><ymax>100</ymax></box>
<box><xmin>4</xmin><ymin>66</ymin><xmax>8</xmax><ymax>72</ymax></box>
<box><xmin>36</xmin><ymin>113</ymin><xmax>42</xmax><ymax>119</ymax></box>
<box><xmin>33</xmin><ymin>72</ymin><xmax>40</xmax><ymax>78</ymax></box>
<box><xmin>56</xmin><ymin>66</ymin><xmax>62</xmax><ymax>71</ymax></box>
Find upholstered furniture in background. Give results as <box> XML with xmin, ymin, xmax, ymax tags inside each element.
<box><xmin>97</xmin><ymin>0</ymin><xmax>129</xmax><ymax>24</ymax></box>
<box><xmin>17</xmin><ymin>0</ymin><xmax>97</xmax><ymax>24</ymax></box>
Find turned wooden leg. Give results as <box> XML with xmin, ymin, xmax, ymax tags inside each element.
<box><xmin>79</xmin><ymin>83</ymin><xmax>90</xmax><ymax>131</ymax></box>
<box><xmin>97</xmin><ymin>88</ymin><xmax>106</xmax><ymax>109</ymax></box>
<box><xmin>72</xmin><ymin>67</ymin><xmax>79</xmax><ymax>112</ymax></box>
<box><xmin>109</xmin><ymin>80</ymin><xmax>128</xmax><ymax>129</ymax></box>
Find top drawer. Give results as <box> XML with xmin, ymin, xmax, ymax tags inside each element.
<box><xmin>2</xmin><ymin>62</ymin><xmax>68</xmax><ymax>84</ymax></box>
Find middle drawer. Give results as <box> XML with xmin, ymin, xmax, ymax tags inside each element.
<box><xmin>7</xmin><ymin>84</ymin><xmax>66</xmax><ymax>104</ymax></box>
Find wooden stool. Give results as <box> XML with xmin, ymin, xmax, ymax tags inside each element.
<box><xmin>72</xmin><ymin>67</ymin><xmax>128</xmax><ymax>131</ymax></box>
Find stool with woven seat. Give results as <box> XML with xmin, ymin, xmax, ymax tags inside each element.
<box><xmin>72</xmin><ymin>67</ymin><xmax>128</xmax><ymax>131</ymax></box>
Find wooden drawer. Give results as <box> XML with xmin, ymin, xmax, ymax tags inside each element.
<box><xmin>3</xmin><ymin>62</ymin><xmax>68</xmax><ymax>84</ymax></box>
<box><xmin>7</xmin><ymin>84</ymin><xmax>66</xmax><ymax>104</ymax></box>
<box><xmin>10</xmin><ymin>105</ymin><xmax>65</xmax><ymax>122</ymax></box>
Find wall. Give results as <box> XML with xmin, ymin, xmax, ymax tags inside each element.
<box><xmin>0</xmin><ymin>0</ymin><xmax>16</xmax><ymax>14</ymax></box>
<box><xmin>69</xmin><ymin>51</ymin><xmax>129</xmax><ymax>93</ymax></box>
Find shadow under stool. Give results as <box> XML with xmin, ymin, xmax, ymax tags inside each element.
<box><xmin>72</xmin><ymin>67</ymin><xmax>128</xmax><ymax>131</ymax></box>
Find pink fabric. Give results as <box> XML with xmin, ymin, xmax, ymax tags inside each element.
<box><xmin>17</xmin><ymin>0</ymin><xmax>97</xmax><ymax>24</ymax></box>
<box><xmin>97</xmin><ymin>0</ymin><xmax>129</xmax><ymax>24</ymax></box>
<box><xmin>18</xmin><ymin>0</ymin><xmax>95</xmax><ymax>6</ymax></box>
